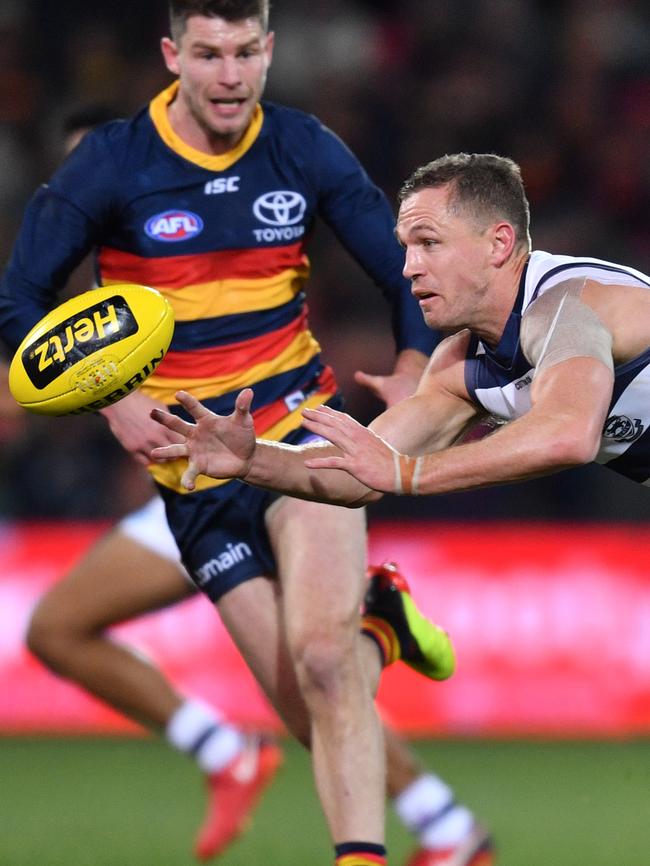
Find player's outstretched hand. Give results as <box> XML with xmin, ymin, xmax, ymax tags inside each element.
<box><xmin>101</xmin><ymin>389</ymin><xmax>187</xmax><ymax>466</ymax></box>
<box><xmin>354</xmin><ymin>367</ymin><xmax>420</xmax><ymax>408</ymax></box>
<box><xmin>150</xmin><ymin>388</ymin><xmax>256</xmax><ymax>490</ymax></box>
<box><xmin>301</xmin><ymin>404</ymin><xmax>397</xmax><ymax>493</ymax></box>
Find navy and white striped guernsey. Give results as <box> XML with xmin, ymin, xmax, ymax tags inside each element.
<box><xmin>463</xmin><ymin>250</ymin><xmax>650</xmax><ymax>484</ymax></box>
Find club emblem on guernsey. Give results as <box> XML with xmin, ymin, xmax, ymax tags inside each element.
<box><xmin>144</xmin><ymin>210</ymin><xmax>204</xmax><ymax>242</ymax></box>
<box><xmin>603</xmin><ymin>414</ymin><xmax>645</xmax><ymax>443</ymax></box>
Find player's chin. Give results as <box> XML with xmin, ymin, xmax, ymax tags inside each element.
<box><xmin>205</xmin><ymin>102</ymin><xmax>253</xmax><ymax>133</ymax></box>
<box><xmin>421</xmin><ymin>308</ymin><xmax>444</xmax><ymax>330</ymax></box>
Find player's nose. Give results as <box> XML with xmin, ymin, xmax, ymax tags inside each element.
<box><xmin>218</xmin><ymin>56</ymin><xmax>242</xmax><ymax>86</ymax></box>
<box><xmin>402</xmin><ymin>245</ymin><xmax>424</xmax><ymax>281</ymax></box>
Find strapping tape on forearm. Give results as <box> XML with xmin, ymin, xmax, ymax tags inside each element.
<box><xmin>393</xmin><ymin>451</ymin><xmax>423</xmax><ymax>495</ymax></box>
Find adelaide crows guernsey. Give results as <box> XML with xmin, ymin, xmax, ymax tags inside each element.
<box><xmin>0</xmin><ymin>82</ymin><xmax>434</xmax><ymax>494</ymax></box>
<box><xmin>464</xmin><ymin>250</ymin><xmax>650</xmax><ymax>483</ymax></box>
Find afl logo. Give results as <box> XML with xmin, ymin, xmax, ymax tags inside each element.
<box><xmin>253</xmin><ymin>190</ymin><xmax>306</xmax><ymax>226</ymax></box>
<box><xmin>145</xmin><ymin>210</ymin><xmax>204</xmax><ymax>242</ymax></box>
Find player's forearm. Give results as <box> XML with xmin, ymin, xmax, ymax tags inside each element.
<box><xmin>243</xmin><ymin>439</ymin><xmax>378</xmax><ymax>506</ymax></box>
<box><xmin>398</xmin><ymin>411</ymin><xmax>592</xmax><ymax>496</ymax></box>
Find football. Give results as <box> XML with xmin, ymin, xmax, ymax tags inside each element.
<box><xmin>8</xmin><ymin>284</ymin><xmax>174</xmax><ymax>415</ymax></box>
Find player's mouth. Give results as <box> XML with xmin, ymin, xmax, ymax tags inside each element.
<box><xmin>208</xmin><ymin>97</ymin><xmax>248</xmax><ymax>117</ymax></box>
<box><xmin>413</xmin><ymin>288</ymin><xmax>439</xmax><ymax>306</ymax></box>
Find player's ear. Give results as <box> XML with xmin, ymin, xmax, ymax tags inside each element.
<box><xmin>264</xmin><ymin>30</ymin><xmax>275</xmax><ymax>66</ymax></box>
<box><xmin>161</xmin><ymin>36</ymin><xmax>180</xmax><ymax>76</ymax></box>
<box><xmin>490</xmin><ymin>221</ymin><xmax>516</xmax><ymax>267</ymax></box>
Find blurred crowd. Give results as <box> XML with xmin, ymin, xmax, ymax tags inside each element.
<box><xmin>0</xmin><ymin>0</ymin><xmax>649</xmax><ymax>520</ymax></box>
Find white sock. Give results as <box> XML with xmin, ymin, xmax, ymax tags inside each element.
<box><xmin>394</xmin><ymin>773</ymin><xmax>474</xmax><ymax>849</ymax></box>
<box><xmin>165</xmin><ymin>699</ymin><xmax>246</xmax><ymax>774</ymax></box>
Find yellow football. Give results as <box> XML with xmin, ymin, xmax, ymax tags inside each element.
<box><xmin>8</xmin><ymin>284</ymin><xmax>174</xmax><ymax>415</ymax></box>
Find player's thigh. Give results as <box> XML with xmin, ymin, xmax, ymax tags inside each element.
<box><xmin>265</xmin><ymin>496</ymin><xmax>367</xmax><ymax>643</ymax></box>
<box><xmin>31</xmin><ymin>529</ymin><xmax>194</xmax><ymax>632</ymax></box>
<box><xmin>217</xmin><ymin>576</ymin><xmax>307</xmax><ymax>738</ymax></box>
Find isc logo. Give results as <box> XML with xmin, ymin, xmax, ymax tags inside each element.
<box><xmin>23</xmin><ymin>297</ymin><xmax>138</xmax><ymax>389</ymax></box>
<box><xmin>145</xmin><ymin>210</ymin><xmax>204</xmax><ymax>242</ymax></box>
<box><xmin>204</xmin><ymin>176</ymin><xmax>240</xmax><ymax>194</ymax></box>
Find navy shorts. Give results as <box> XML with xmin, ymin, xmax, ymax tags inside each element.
<box><xmin>157</xmin><ymin>419</ymin><xmax>340</xmax><ymax>602</ymax></box>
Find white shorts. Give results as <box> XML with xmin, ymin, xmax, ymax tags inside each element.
<box><xmin>117</xmin><ymin>496</ymin><xmax>184</xmax><ymax>568</ymax></box>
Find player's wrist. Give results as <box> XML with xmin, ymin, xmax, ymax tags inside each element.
<box><xmin>235</xmin><ymin>453</ymin><xmax>256</xmax><ymax>485</ymax></box>
<box><xmin>392</xmin><ymin>452</ymin><xmax>423</xmax><ymax>495</ymax></box>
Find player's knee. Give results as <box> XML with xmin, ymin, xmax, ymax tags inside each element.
<box><xmin>292</xmin><ymin>630</ymin><xmax>357</xmax><ymax>701</ymax></box>
<box><xmin>25</xmin><ymin>600</ymin><xmax>85</xmax><ymax>670</ymax></box>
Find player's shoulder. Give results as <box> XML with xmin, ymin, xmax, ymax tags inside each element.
<box><xmin>262</xmin><ymin>101</ymin><xmax>323</xmax><ymax>133</ymax></box>
<box><xmin>416</xmin><ymin>330</ymin><xmax>472</xmax><ymax>398</ymax></box>
<box><xmin>525</xmin><ymin>249</ymin><xmax>650</xmax><ymax>304</ymax></box>
<box><xmin>81</xmin><ymin>105</ymin><xmax>151</xmax><ymax>159</ymax></box>
<box><xmin>424</xmin><ymin>330</ymin><xmax>473</xmax><ymax>374</ymax></box>
<box><xmin>261</xmin><ymin>101</ymin><xmax>343</xmax><ymax>150</ymax></box>
<box><xmin>49</xmin><ymin>104</ymin><xmax>156</xmax><ymax>202</ymax></box>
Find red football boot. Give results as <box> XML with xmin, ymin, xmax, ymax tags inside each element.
<box><xmin>194</xmin><ymin>736</ymin><xmax>283</xmax><ymax>860</ymax></box>
<box><xmin>404</xmin><ymin>824</ymin><xmax>495</xmax><ymax>866</ymax></box>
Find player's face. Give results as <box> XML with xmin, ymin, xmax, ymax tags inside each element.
<box><xmin>161</xmin><ymin>15</ymin><xmax>274</xmax><ymax>153</ymax></box>
<box><xmin>396</xmin><ymin>185</ymin><xmax>495</xmax><ymax>332</ymax></box>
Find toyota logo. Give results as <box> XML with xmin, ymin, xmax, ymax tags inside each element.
<box><xmin>253</xmin><ymin>190</ymin><xmax>306</xmax><ymax>226</ymax></box>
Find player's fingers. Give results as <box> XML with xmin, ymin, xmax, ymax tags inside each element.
<box><xmin>354</xmin><ymin>369</ymin><xmax>383</xmax><ymax>395</ymax></box>
<box><xmin>181</xmin><ymin>460</ymin><xmax>200</xmax><ymax>491</ymax></box>
<box><xmin>303</xmin><ymin>455</ymin><xmax>346</xmax><ymax>470</ymax></box>
<box><xmin>301</xmin><ymin>417</ymin><xmax>354</xmax><ymax>452</ymax></box>
<box><xmin>175</xmin><ymin>390</ymin><xmax>212</xmax><ymax>419</ymax></box>
<box><xmin>235</xmin><ymin>388</ymin><xmax>254</xmax><ymax>416</ymax></box>
<box><xmin>150</xmin><ymin>407</ymin><xmax>193</xmax><ymax>435</ymax></box>
<box><xmin>302</xmin><ymin>405</ymin><xmax>346</xmax><ymax>426</ymax></box>
<box><xmin>301</xmin><ymin>413</ymin><xmax>336</xmax><ymax>435</ymax></box>
<box><xmin>303</xmin><ymin>406</ymin><xmax>358</xmax><ymax>437</ymax></box>
<box><xmin>150</xmin><ymin>443</ymin><xmax>188</xmax><ymax>462</ymax></box>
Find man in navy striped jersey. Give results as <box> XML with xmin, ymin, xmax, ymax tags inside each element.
<box><xmin>149</xmin><ymin>151</ymin><xmax>650</xmax><ymax>515</ymax></box>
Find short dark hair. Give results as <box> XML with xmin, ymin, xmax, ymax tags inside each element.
<box><xmin>399</xmin><ymin>153</ymin><xmax>531</xmax><ymax>250</ymax></box>
<box><xmin>169</xmin><ymin>0</ymin><xmax>269</xmax><ymax>40</ymax></box>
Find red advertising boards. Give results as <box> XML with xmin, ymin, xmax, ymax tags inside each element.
<box><xmin>1</xmin><ymin>519</ymin><xmax>650</xmax><ymax>736</ymax></box>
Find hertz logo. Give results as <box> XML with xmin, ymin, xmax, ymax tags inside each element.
<box><xmin>22</xmin><ymin>296</ymin><xmax>138</xmax><ymax>390</ymax></box>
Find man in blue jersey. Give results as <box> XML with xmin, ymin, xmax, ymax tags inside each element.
<box><xmin>0</xmin><ymin>5</ymin><xmax>494</xmax><ymax>866</ymax></box>
<box><xmin>149</xmin><ymin>151</ymin><xmax>650</xmax><ymax>523</ymax></box>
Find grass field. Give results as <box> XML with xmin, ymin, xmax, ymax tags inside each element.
<box><xmin>1</xmin><ymin>736</ymin><xmax>649</xmax><ymax>865</ymax></box>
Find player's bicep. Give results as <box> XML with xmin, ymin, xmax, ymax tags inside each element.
<box><xmin>530</xmin><ymin>355</ymin><xmax>614</xmax><ymax>448</ymax></box>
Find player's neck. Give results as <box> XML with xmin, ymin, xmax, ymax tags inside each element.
<box><xmin>475</xmin><ymin>250</ymin><xmax>530</xmax><ymax>347</ymax></box>
<box><xmin>166</xmin><ymin>99</ymin><xmax>246</xmax><ymax>156</ymax></box>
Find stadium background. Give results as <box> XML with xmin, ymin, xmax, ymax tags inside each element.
<box><xmin>1</xmin><ymin>1</ymin><xmax>649</xmax><ymax>864</ymax></box>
